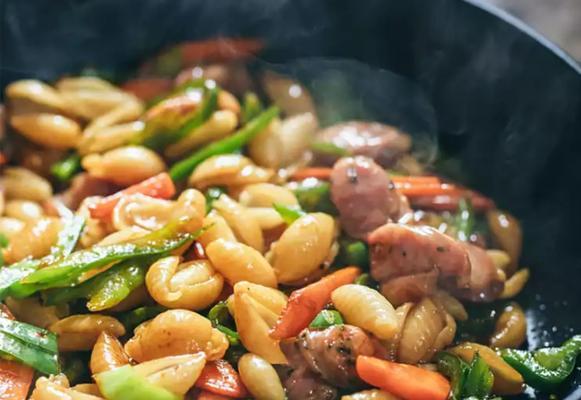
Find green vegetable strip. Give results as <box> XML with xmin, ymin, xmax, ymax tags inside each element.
<box><xmin>309</xmin><ymin>310</ymin><xmax>344</xmax><ymax>329</ymax></box>
<box><xmin>455</xmin><ymin>197</ymin><xmax>475</xmax><ymax>242</ymax></box>
<box><xmin>463</xmin><ymin>352</ymin><xmax>494</xmax><ymax>398</ymax></box>
<box><xmin>273</xmin><ymin>203</ymin><xmax>306</xmax><ymax>225</ymax></box>
<box><xmin>204</xmin><ymin>186</ymin><xmax>227</xmax><ymax>213</ymax></box>
<box><xmin>170</xmin><ymin>85</ymin><xmax>218</xmax><ymax>144</ymax></box>
<box><xmin>119</xmin><ymin>306</ymin><xmax>166</xmax><ymax>333</ymax></box>
<box><xmin>0</xmin><ymin>317</ymin><xmax>59</xmax><ymax>374</ymax></box>
<box><xmin>51</xmin><ymin>153</ymin><xmax>81</xmax><ymax>183</ymax></box>
<box><xmin>292</xmin><ymin>179</ymin><xmax>338</xmax><ymax>215</ymax></box>
<box><xmin>96</xmin><ymin>365</ymin><xmax>180</xmax><ymax>400</ymax></box>
<box><xmin>353</xmin><ymin>273</ymin><xmax>376</xmax><ymax>288</ymax></box>
<box><xmin>436</xmin><ymin>352</ymin><xmax>469</xmax><ymax>400</ymax></box>
<box><xmin>208</xmin><ymin>301</ymin><xmax>240</xmax><ymax>346</ymax></box>
<box><xmin>500</xmin><ymin>335</ymin><xmax>581</xmax><ymax>391</ymax></box>
<box><xmin>241</xmin><ymin>92</ymin><xmax>263</xmax><ymax>124</ymax></box>
<box><xmin>337</xmin><ymin>239</ymin><xmax>369</xmax><ymax>268</ymax></box>
<box><xmin>170</xmin><ymin>106</ymin><xmax>280</xmax><ymax>181</ymax></box>
<box><xmin>0</xmin><ymin>215</ymin><xmax>85</xmax><ymax>300</ymax></box>
<box><xmin>311</xmin><ymin>141</ymin><xmax>351</xmax><ymax>157</ymax></box>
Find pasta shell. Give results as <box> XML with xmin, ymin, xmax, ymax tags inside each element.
<box><xmin>90</xmin><ymin>332</ymin><xmax>130</xmax><ymax>375</ymax></box>
<box><xmin>4</xmin><ymin>297</ymin><xmax>63</xmax><ymax>329</ymax></box>
<box><xmin>78</xmin><ymin>121</ymin><xmax>144</xmax><ymax>155</ymax></box>
<box><xmin>490</xmin><ymin>303</ymin><xmax>527</xmax><ymax>349</ymax></box>
<box><xmin>59</xmin><ymin>88</ymin><xmax>137</xmax><ymax>121</ymax></box>
<box><xmin>332</xmin><ymin>284</ymin><xmax>398</xmax><ymax>340</ymax></box>
<box><xmin>238</xmin><ymin>353</ymin><xmax>285</xmax><ymax>400</ymax></box>
<box><xmin>198</xmin><ymin>210</ymin><xmax>237</xmax><ymax>248</ymax></box>
<box><xmin>500</xmin><ymin>268</ymin><xmax>530</xmax><ymax>299</ymax></box>
<box><xmin>4</xmin><ymin>199</ymin><xmax>44</xmax><ymax>222</ymax></box>
<box><xmin>124</xmin><ymin>309</ymin><xmax>227</xmax><ymax>362</ymax></box>
<box><xmin>238</xmin><ymin>183</ymin><xmax>298</xmax><ymax>208</ymax></box>
<box><xmin>246</xmin><ymin>207</ymin><xmax>285</xmax><ymax>230</ymax></box>
<box><xmin>49</xmin><ymin>314</ymin><xmax>125</xmax><ymax>352</ymax></box>
<box><xmin>0</xmin><ymin>217</ymin><xmax>25</xmax><ymax>239</ymax></box>
<box><xmin>269</xmin><ymin>213</ymin><xmax>334</xmax><ymax>283</ymax></box>
<box><xmin>1</xmin><ymin>167</ymin><xmax>53</xmax><ymax>201</ymax></box>
<box><xmin>10</xmin><ymin>113</ymin><xmax>81</xmax><ymax>149</ymax></box>
<box><xmin>213</xmin><ymin>194</ymin><xmax>264</xmax><ymax>252</ymax></box>
<box><xmin>112</xmin><ymin>193</ymin><xmax>175</xmax><ymax>231</ymax></box>
<box><xmin>168</xmin><ymin>189</ymin><xmax>207</xmax><ymax>235</ymax></box>
<box><xmin>4</xmin><ymin>217</ymin><xmax>61</xmax><ymax>264</ymax></box>
<box><xmin>189</xmin><ymin>154</ymin><xmax>273</xmax><ymax>190</ymax></box>
<box><xmin>206</xmin><ymin>239</ymin><xmax>277</xmax><ymax>287</ymax></box>
<box><xmin>146</xmin><ymin>256</ymin><xmax>224</xmax><ymax>310</ymax></box>
<box><xmin>82</xmin><ymin>146</ymin><xmax>166</xmax><ymax>186</ymax></box>
<box><xmin>132</xmin><ymin>353</ymin><xmax>206</xmax><ymax>395</ymax></box>
<box><xmin>31</xmin><ymin>375</ymin><xmax>104</xmax><ymax>400</ymax></box>
<box><xmin>55</xmin><ymin>76</ymin><xmax>119</xmax><ymax>92</ymax></box>
<box><xmin>6</xmin><ymin>79</ymin><xmax>68</xmax><ymax>115</ymax></box>
<box><xmin>232</xmin><ymin>281</ymin><xmax>287</xmax><ymax>364</ymax></box>
<box><xmin>341</xmin><ymin>389</ymin><xmax>401</xmax><ymax>400</ymax></box>
<box><xmin>83</xmin><ymin>98</ymin><xmax>144</xmax><ymax>136</ymax></box>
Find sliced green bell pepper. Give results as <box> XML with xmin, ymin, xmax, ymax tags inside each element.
<box><xmin>309</xmin><ymin>310</ymin><xmax>344</xmax><ymax>329</ymax></box>
<box><xmin>169</xmin><ymin>106</ymin><xmax>280</xmax><ymax>181</ymax></box>
<box><xmin>436</xmin><ymin>351</ymin><xmax>493</xmax><ymax>399</ymax></box>
<box><xmin>241</xmin><ymin>92</ymin><xmax>263</xmax><ymax>124</ymax></box>
<box><xmin>119</xmin><ymin>306</ymin><xmax>167</xmax><ymax>333</ymax></box>
<box><xmin>273</xmin><ymin>203</ymin><xmax>306</xmax><ymax>225</ymax></box>
<box><xmin>96</xmin><ymin>365</ymin><xmax>180</xmax><ymax>400</ymax></box>
<box><xmin>500</xmin><ymin>335</ymin><xmax>581</xmax><ymax>391</ymax></box>
<box><xmin>455</xmin><ymin>197</ymin><xmax>475</xmax><ymax>242</ymax></box>
<box><xmin>51</xmin><ymin>153</ymin><xmax>82</xmax><ymax>183</ymax></box>
<box><xmin>290</xmin><ymin>179</ymin><xmax>338</xmax><ymax>215</ymax></box>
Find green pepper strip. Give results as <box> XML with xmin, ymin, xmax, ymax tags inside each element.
<box><xmin>0</xmin><ymin>215</ymin><xmax>85</xmax><ymax>300</ymax></box>
<box><xmin>119</xmin><ymin>306</ymin><xmax>167</xmax><ymax>333</ymax></box>
<box><xmin>273</xmin><ymin>203</ymin><xmax>306</xmax><ymax>225</ymax></box>
<box><xmin>0</xmin><ymin>233</ymin><xmax>8</xmax><ymax>267</ymax></box>
<box><xmin>500</xmin><ymin>335</ymin><xmax>581</xmax><ymax>391</ymax></box>
<box><xmin>207</xmin><ymin>301</ymin><xmax>240</xmax><ymax>346</ymax></box>
<box><xmin>44</xmin><ymin>257</ymin><xmax>150</xmax><ymax>311</ymax></box>
<box><xmin>436</xmin><ymin>352</ymin><xmax>469</xmax><ymax>400</ymax></box>
<box><xmin>51</xmin><ymin>153</ymin><xmax>82</xmax><ymax>183</ymax></box>
<box><xmin>311</xmin><ymin>141</ymin><xmax>351</xmax><ymax>157</ymax></box>
<box><xmin>291</xmin><ymin>179</ymin><xmax>338</xmax><ymax>215</ymax></box>
<box><xmin>205</xmin><ymin>186</ymin><xmax>227</xmax><ymax>213</ymax></box>
<box><xmin>0</xmin><ymin>317</ymin><xmax>59</xmax><ymax>374</ymax></box>
<box><xmin>309</xmin><ymin>310</ymin><xmax>344</xmax><ymax>329</ymax></box>
<box><xmin>337</xmin><ymin>239</ymin><xmax>369</xmax><ymax>268</ymax></box>
<box><xmin>169</xmin><ymin>106</ymin><xmax>280</xmax><ymax>181</ymax></box>
<box><xmin>463</xmin><ymin>352</ymin><xmax>494</xmax><ymax>398</ymax></box>
<box><xmin>455</xmin><ymin>197</ymin><xmax>475</xmax><ymax>242</ymax></box>
<box><xmin>241</xmin><ymin>92</ymin><xmax>263</xmax><ymax>124</ymax></box>
<box><xmin>96</xmin><ymin>365</ymin><xmax>180</xmax><ymax>400</ymax></box>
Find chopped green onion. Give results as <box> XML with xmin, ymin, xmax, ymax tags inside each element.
<box><xmin>455</xmin><ymin>197</ymin><xmax>474</xmax><ymax>242</ymax></box>
<box><xmin>205</xmin><ymin>186</ymin><xmax>227</xmax><ymax>213</ymax></box>
<box><xmin>311</xmin><ymin>141</ymin><xmax>350</xmax><ymax>157</ymax></box>
<box><xmin>291</xmin><ymin>179</ymin><xmax>338</xmax><ymax>215</ymax></box>
<box><xmin>241</xmin><ymin>92</ymin><xmax>263</xmax><ymax>124</ymax></box>
<box><xmin>208</xmin><ymin>301</ymin><xmax>240</xmax><ymax>346</ymax></box>
<box><xmin>96</xmin><ymin>365</ymin><xmax>180</xmax><ymax>400</ymax></box>
<box><xmin>51</xmin><ymin>153</ymin><xmax>81</xmax><ymax>183</ymax></box>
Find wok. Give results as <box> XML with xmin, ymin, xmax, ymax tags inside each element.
<box><xmin>2</xmin><ymin>0</ymin><xmax>580</xmax><ymax>398</ymax></box>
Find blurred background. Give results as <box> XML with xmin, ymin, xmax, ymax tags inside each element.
<box><xmin>489</xmin><ymin>0</ymin><xmax>581</xmax><ymax>59</ymax></box>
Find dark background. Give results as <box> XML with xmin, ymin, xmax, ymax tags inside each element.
<box><xmin>1</xmin><ymin>0</ymin><xmax>580</xmax><ymax>398</ymax></box>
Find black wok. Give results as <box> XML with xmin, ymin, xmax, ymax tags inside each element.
<box><xmin>1</xmin><ymin>0</ymin><xmax>580</xmax><ymax>398</ymax></box>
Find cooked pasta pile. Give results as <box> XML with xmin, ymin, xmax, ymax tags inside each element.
<box><xmin>0</xmin><ymin>39</ymin><xmax>578</xmax><ymax>400</ymax></box>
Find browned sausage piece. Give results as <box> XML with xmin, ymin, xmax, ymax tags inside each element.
<box><xmin>315</xmin><ymin>121</ymin><xmax>411</xmax><ymax>167</ymax></box>
<box><xmin>281</xmin><ymin>325</ymin><xmax>376</xmax><ymax>389</ymax></box>
<box><xmin>453</xmin><ymin>243</ymin><xmax>505</xmax><ymax>302</ymax></box>
<box><xmin>331</xmin><ymin>156</ymin><xmax>404</xmax><ymax>240</ymax></box>
<box><xmin>282</xmin><ymin>368</ymin><xmax>338</xmax><ymax>400</ymax></box>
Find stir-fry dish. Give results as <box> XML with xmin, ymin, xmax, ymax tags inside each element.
<box><xmin>0</xmin><ymin>39</ymin><xmax>578</xmax><ymax>400</ymax></box>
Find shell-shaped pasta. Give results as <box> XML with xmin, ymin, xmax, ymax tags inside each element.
<box><xmin>432</xmin><ymin>290</ymin><xmax>468</xmax><ymax>321</ymax></box>
<box><xmin>249</xmin><ymin>113</ymin><xmax>317</xmax><ymax>168</ymax></box>
<box><xmin>269</xmin><ymin>213</ymin><xmax>334</xmax><ymax>283</ymax></box>
<box><xmin>197</xmin><ymin>210</ymin><xmax>237</xmax><ymax>247</ymax></box>
<box><xmin>232</xmin><ymin>281</ymin><xmax>287</xmax><ymax>364</ymax></box>
<box><xmin>10</xmin><ymin>113</ymin><xmax>81</xmax><ymax>149</ymax></box>
<box><xmin>30</xmin><ymin>375</ymin><xmax>104</xmax><ymax>400</ymax></box>
<box><xmin>238</xmin><ymin>183</ymin><xmax>298</xmax><ymax>208</ymax></box>
<box><xmin>96</xmin><ymin>227</ymin><xmax>149</xmax><ymax>246</ymax></box>
<box><xmin>246</xmin><ymin>207</ymin><xmax>286</xmax><ymax>230</ymax></box>
<box><xmin>206</xmin><ymin>239</ymin><xmax>277</xmax><ymax>287</ymax></box>
<box><xmin>500</xmin><ymin>268</ymin><xmax>530</xmax><ymax>299</ymax></box>
<box><xmin>0</xmin><ymin>217</ymin><xmax>24</xmax><ymax>239</ymax></box>
<box><xmin>169</xmin><ymin>189</ymin><xmax>206</xmax><ymax>235</ymax></box>
<box><xmin>397</xmin><ymin>297</ymin><xmax>455</xmax><ymax>364</ymax></box>
<box><xmin>238</xmin><ymin>353</ymin><xmax>285</xmax><ymax>400</ymax></box>
<box><xmin>1</xmin><ymin>167</ymin><xmax>53</xmax><ymax>201</ymax></box>
<box><xmin>78</xmin><ymin>121</ymin><xmax>144</xmax><ymax>155</ymax></box>
<box><xmin>4</xmin><ymin>297</ymin><xmax>64</xmax><ymax>329</ymax></box>
<box><xmin>146</xmin><ymin>256</ymin><xmax>224</xmax><ymax>310</ymax></box>
<box><xmin>165</xmin><ymin>110</ymin><xmax>238</xmax><ymax>158</ymax></box>
<box><xmin>341</xmin><ymin>389</ymin><xmax>401</xmax><ymax>400</ymax></box>
<box><xmin>112</xmin><ymin>193</ymin><xmax>175</xmax><ymax>231</ymax></box>
<box><xmin>90</xmin><ymin>332</ymin><xmax>130</xmax><ymax>375</ymax></box>
<box><xmin>77</xmin><ymin>197</ymin><xmax>110</xmax><ymax>248</ymax></box>
<box><xmin>56</xmin><ymin>76</ymin><xmax>119</xmax><ymax>93</ymax></box>
<box><xmin>83</xmin><ymin>98</ymin><xmax>144</xmax><ymax>136</ymax></box>
<box><xmin>132</xmin><ymin>353</ymin><xmax>206</xmax><ymax>396</ymax></box>
<box><xmin>124</xmin><ymin>309</ymin><xmax>227</xmax><ymax>362</ymax></box>
<box><xmin>6</xmin><ymin>80</ymin><xmax>68</xmax><ymax>115</ymax></box>
<box><xmin>4</xmin><ymin>217</ymin><xmax>61</xmax><ymax>264</ymax></box>
<box><xmin>4</xmin><ymin>199</ymin><xmax>44</xmax><ymax>222</ymax></box>
<box><xmin>332</xmin><ymin>284</ymin><xmax>398</xmax><ymax>340</ymax></box>
<box><xmin>490</xmin><ymin>303</ymin><xmax>526</xmax><ymax>349</ymax></box>
<box><xmin>261</xmin><ymin>71</ymin><xmax>317</xmax><ymax>117</ymax></box>
<box><xmin>218</xmin><ymin>90</ymin><xmax>241</xmax><ymax>115</ymax></box>
<box><xmin>188</xmin><ymin>154</ymin><xmax>273</xmax><ymax>190</ymax></box>
<box><xmin>49</xmin><ymin>314</ymin><xmax>125</xmax><ymax>352</ymax></box>
<box><xmin>59</xmin><ymin>86</ymin><xmax>137</xmax><ymax>121</ymax></box>
<box><xmin>82</xmin><ymin>146</ymin><xmax>166</xmax><ymax>186</ymax></box>
<box><xmin>487</xmin><ymin>249</ymin><xmax>511</xmax><ymax>271</ymax></box>
<box><xmin>213</xmin><ymin>194</ymin><xmax>263</xmax><ymax>252</ymax></box>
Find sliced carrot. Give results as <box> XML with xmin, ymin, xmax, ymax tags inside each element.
<box><xmin>197</xmin><ymin>391</ymin><xmax>231</xmax><ymax>400</ymax></box>
<box><xmin>270</xmin><ymin>266</ymin><xmax>361</xmax><ymax>339</ymax></box>
<box><xmin>194</xmin><ymin>360</ymin><xmax>248</xmax><ymax>398</ymax></box>
<box><xmin>0</xmin><ymin>305</ymin><xmax>34</xmax><ymax>400</ymax></box>
<box><xmin>179</xmin><ymin>38</ymin><xmax>264</xmax><ymax>65</ymax></box>
<box><xmin>290</xmin><ymin>167</ymin><xmax>333</xmax><ymax>181</ymax></box>
<box><xmin>395</xmin><ymin>182</ymin><xmax>462</xmax><ymax>197</ymax></box>
<box><xmin>88</xmin><ymin>172</ymin><xmax>176</xmax><ymax>220</ymax></box>
<box><xmin>356</xmin><ymin>356</ymin><xmax>450</xmax><ymax>400</ymax></box>
<box><xmin>121</xmin><ymin>78</ymin><xmax>173</xmax><ymax>102</ymax></box>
